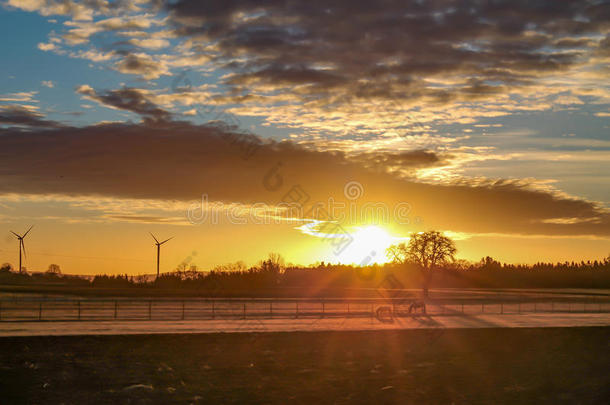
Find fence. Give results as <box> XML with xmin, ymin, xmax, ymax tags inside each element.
<box><xmin>1</xmin><ymin>297</ymin><xmax>609</xmax><ymax>322</ymax></box>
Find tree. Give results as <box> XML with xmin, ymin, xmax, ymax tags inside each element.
<box><xmin>259</xmin><ymin>253</ymin><xmax>285</xmax><ymax>287</ymax></box>
<box><xmin>260</xmin><ymin>252</ymin><xmax>285</xmax><ymax>274</ymax></box>
<box><xmin>0</xmin><ymin>263</ymin><xmax>13</xmax><ymax>273</ymax></box>
<box><xmin>386</xmin><ymin>242</ymin><xmax>409</xmax><ymax>264</ymax></box>
<box><xmin>480</xmin><ymin>256</ymin><xmax>501</xmax><ymax>269</ymax></box>
<box><xmin>46</xmin><ymin>264</ymin><xmax>61</xmax><ymax>275</ymax></box>
<box><xmin>386</xmin><ymin>231</ymin><xmax>456</xmax><ymax>299</ymax></box>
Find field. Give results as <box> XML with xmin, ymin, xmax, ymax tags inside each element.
<box><xmin>1</xmin><ymin>327</ymin><xmax>609</xmax><ymax>404</ymax></box>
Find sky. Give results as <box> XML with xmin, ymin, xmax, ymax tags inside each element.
<box><xmin>0</xmin><ymin>0</ymin><xmax>609</xmax><ymax>275</ymax></box>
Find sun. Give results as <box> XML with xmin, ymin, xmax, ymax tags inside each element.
<box><xmin>335</xmin><ymin>225</ymin><xmax>401</xmax><ymax>265</ymax></box>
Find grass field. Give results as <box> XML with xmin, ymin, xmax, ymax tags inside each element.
<box><xmin>1</xmin><ymin>327</ymin><xmax>609</xmax><ymax>404</ymax></box>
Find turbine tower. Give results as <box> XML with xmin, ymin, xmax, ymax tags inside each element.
<box><xmin>150</xmin><ymin>233</ymin><xmax>173</xmax><ymax>279</ymax></box>
<box><xmin>10</xmin><ymin>226</ymin><xmax>33</xmax><ymax>274</ymax></box>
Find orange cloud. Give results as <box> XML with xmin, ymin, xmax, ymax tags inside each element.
<box><xmin>0</xmin><ymin>122</ymin><xmax>608</xmax><ymax>238</ymax></box>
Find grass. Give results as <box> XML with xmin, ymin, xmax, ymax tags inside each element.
<box><xmin>0</xmin><ymin>327</ymin><xmax>609</xmax><ymax>404</ymax></box>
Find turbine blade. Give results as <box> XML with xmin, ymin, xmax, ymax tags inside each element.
<box><xmin>21</xmin><ymin>239</ymin><xmax>26</xmax><ymax>258</ymax></box>
<box><xmin>22</xmin><ymin>225</ymin><xmax>33</xmax><ymax>238</ymax></box>
<box><xmin>10</xmin><ymin>231</ymin><xmax>20</xmax><ymax>238</ymax></box>
<box><xmin>149</xmin><ymin>232</ymin><xmax>159</xmax><ymax>243</ymax></box>
<box><xmin>160</xmin><ymin>237</ymin><xmax>173</xmax><ymax>245</ymax></box>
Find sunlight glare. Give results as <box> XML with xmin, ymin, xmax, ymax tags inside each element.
<box><xmin>335</xmin><ymin>225</ymin><xmax>402</xmax><ymax>265</ymax></box>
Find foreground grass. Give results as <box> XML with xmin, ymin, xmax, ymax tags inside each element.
<box><xmin>0</xmin><ymin>328</ymin><xmax>608</xmax><ymax>404</ymax></box>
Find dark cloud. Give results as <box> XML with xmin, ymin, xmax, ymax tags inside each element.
<box><xmin>355</xmin><ymin>150</ymin><xmax>450</xmax><ymax>174</ymax></box>
<box><xmin>554</xmin><ymin>38</ymin><xmax>595</xmax><ymax>48</ymax></box>
<box><xmin>166</xmin><ymin>0</ymin><xmax>608</xmax><ymax>105</ymax></box>
<box><xmin>0</xmin><ymin>122</ymin><xmax>608</xmax><ymax>237</ymax></box>
<box><xmin>0</xmin><ymin>105</ymin><xmax>64</xmax><ymax>129</ymax></box>
<box><xmin>597</xmin><ymin>33</ymin><xmax>610</xmax><ymax>56</ymax></box>
<box><xmin>113</xmin><ymin>52</ymin><xmax>167</xmax><ymax>79</ymax></box>
<box><xmin>76</xmin><ymin>86</ymin><xmax>172</xmax><ymax>125</ymax></box>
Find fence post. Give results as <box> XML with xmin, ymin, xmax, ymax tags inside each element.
<box><xmin>181</xmin><ymin>301</ymin><xmax>185</xmax><ymax>320</ymax></box>
<box><xmin>39</xmin><ymin>302</ymin><xmax>42</xmax><ymax>321</ymax></box>
<box><xmin>148</xmin><ymin>301</ymin><xmax>152</xmax><ymax>320</ymax></box>
<box><xmin>78</xmin><ymin>301</ymin><xmax>81</xmax><ymax>321</ymax></box>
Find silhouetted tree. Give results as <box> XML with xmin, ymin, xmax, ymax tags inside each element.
<box><xmin>46</xmin><ymin>263</ymin><xmax>61</xmax><ymax>275</ymax></box>
<box><xmin>260</xmin><ymin>253</ymin><xmax>284</xmax><ymax>274</ymax></box>
<box><xmin>386</xmin><ymin>242</ymin><xmax>409</xmax><ymax>264</ymax></box>
<box><xmin>388</xmin><ymin>231</ymin><xmax>456</xmax><ymax>299</ymax></box>
<box><xmin>258</xmin><ymin>253</ymin><xmax>285</xmax><ymax>286</ymax></box>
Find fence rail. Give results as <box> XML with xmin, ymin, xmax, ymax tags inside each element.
<box><xmin>1</xmin><ymin>298</ymin><xmax>609</xmax><ymax>322</ymax></box>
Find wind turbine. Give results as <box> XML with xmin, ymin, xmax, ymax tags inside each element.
<box><xmin>150</xmin><ymin>233</ymin><xmax>173</xmax><ymax>279</ymax></box>
<box><xmin>10</xmin><ymin>226</ymin><xmax>33</xmax><ymax>274</ymax></box>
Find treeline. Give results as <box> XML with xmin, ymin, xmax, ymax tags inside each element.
<box><xmin>1</xmin><ymin>255</ymin><xmax>610</xmax><ymax>297</ymax></box>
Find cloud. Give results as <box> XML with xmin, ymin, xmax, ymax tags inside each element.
<box><xmin>6</xmin><ymin>0</ymin><xmax>96</xmax><ymax>21</ymax></box>
<box><xmin>62</xmin><ymin>14</ymin><xmax>164</xmax><ymax>44</ymax></box>
<box><xmin>41</xmin><ymin>80</ymin><xmax>55</xmax><ymax>88</ymax></box>
<box><xmin>351</xmin><ymin>150</ymin><xmax>453</xmax><ymax>177</ymax></box>
<box><xmin>0</xmin><ymin>105</ymin><xmax>63</xmax><ymax>128</ymax></box>
<box><xmin>69</xmin><ymin>48</ymin><xmax>116</xmax><ymax>62</ymax></box>
<box><xmin>76</xmin><ymin>85</ymin><xmax>173</xmax><ymax>125</ymax></box>
<box><xmin>113</xmin><ymin>52</ymin><xmax>170</xmax><ymax>79</ymax></box>
<box><xmin>0</xmin><ymin>122</ymin><xmax>608</xmax><ymax>238</ymax></box>
<box><xmin>156</xmin><ymin>0</ymin><xmax>610</xmax><ymax>136</ymax></box>
<box><xmin>166</xmin><ymin>0</ymin><xmax>608</xmax><ymax>104</ymax></box>
<box><xmin>0</xmin><ymin>91</ymin><xmax>38</xmax><ymax>103</ymax></box>
<box><xmin>37</xmin><ymin>42</ymin><xmax>57</xmax><ymax>51</ymax></box>
<box><xmin>128</xmin><ymin>38</ymin><xmax>170</xmax><ymax>50</ymax></box>
<box><xmin>17</xmin><ymin>0</ymin><xmax>608</xmax><ymax>143</ymax></box>
<box><xmin>102</xmin><ymin>215</ymin><xmax>187</xmax><ymax>225</ymax></box>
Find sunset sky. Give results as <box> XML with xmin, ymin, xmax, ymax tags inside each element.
<box><xmin>0</xmin><ymin>0</ymin><xmax>609</xmax><ymax>275</ymax></box>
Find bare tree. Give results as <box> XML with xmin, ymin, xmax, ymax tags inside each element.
<box><xmin>261</xmin><ymin>252</ymin><xmax>285</xmax><ymax>274</ymax></box>
<box><xmin>259</xmin><ymin>252</ymin><xmax>285</xmax><ymax>286</ymax></box>
<box><xmin>386</xmin><ymin>231</ymin><xmax>456</xmax><ymax>299</ymax></box>
<box><xmin>386</xmin><ymin>243</ymin><xmax>409</xmax><ymax>264</ymax></box>
<box><xmin>46</xmin><ymin>263</ymin><xmax>61</xmax><ymax>275</ymax></box>
<box><xmin>267</xmin><ymin>253</ymin><xmax>284</xmax><ymax>269</ymax></box>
